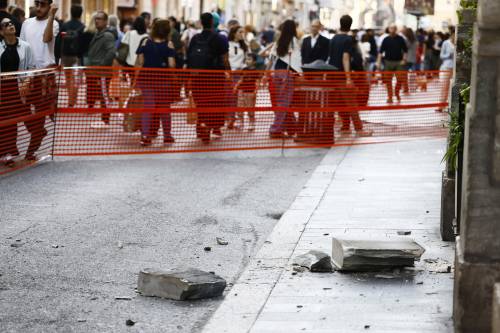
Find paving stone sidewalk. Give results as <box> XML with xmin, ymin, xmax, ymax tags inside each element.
<box><xmin>203</xmin><ymin>139</ymin><xmax>454</xmax><ymax>333</ymax></box>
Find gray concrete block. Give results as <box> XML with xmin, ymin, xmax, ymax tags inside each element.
<box><xmin>493</xmin><ymin>283</ymin><xmax>500</xmax><ymax>333</ymax></box>
<box><xmin>454</xmin><ymin>238</ymin><xmax>500</xmax><ymax>333</ymax></box>
<box><xmin>331</xmin><ymin>238</ymin><xmax>425</xmax><ymax>271</ymax></box>
<box><xmin>440</xmin><ymin>171</ymin><xmax>456</xmax><ymax>241</ymax></box>
<box><xmin>292</xmin><ymin>250</ymin><xmax>333</xmax><ymax>272</ymax></box>
<box><xmin>137</xmin><ymin>268</ymin><xmax>226</xmax><ymax>301</ymax></box>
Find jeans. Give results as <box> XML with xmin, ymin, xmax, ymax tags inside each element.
<box><xmin>270</xmin><ymin>71</ymin><xmax>294</xmax><ymax>134</ymax></box>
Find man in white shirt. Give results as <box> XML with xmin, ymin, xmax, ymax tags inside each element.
<box><xmin>20</xmin><ymin>0</ymin><xmax>59</xmax><ymax>160</ymax></box>
<box><xmin>20</xmin><ymin>0</ymin><xmax>59</xmax><ymax>69</ymax></box>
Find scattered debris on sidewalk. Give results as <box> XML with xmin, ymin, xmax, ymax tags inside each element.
<box><xmin>266</xmin><ymin>212</ymin><xmax>283</xmax><ymax>220</ymax></box>
<box><xmin>204</xmin><ymin>246</ymin><xmax>212</xmax><ymax>252</ymax></box>
<box><xmin>10</xmin><ymin>243</ymin><xmax>23</xmax><ymax>248</ymax></box>
<box><xmin>397</xmin><ymin>230</ymin><xmax>412</xmax><ymax>236</ymax></box>
<box><xmin>117</xmin><ymin>241</ymin><xmax>123</xmax><ymax>249</ymax></box>
<box><xmin>51</xmin><ymin>244</ymin><xmax>59</xmax><ymax>249</ymax></box>
<box><xmin>292</xmin><ymin>250</ymin><xmax>334</xmax><ymax>272</ymax></box>
<box><xmin>115</xmin><ymin>296</ymin><xmax>132</xmax><ymax>301</ymax></box>
<box><xmin>125</xmin><ymin>319</ymin><xmax>136</xmax><ymax>326</ymax></box>
<box><xmin>293</xmin><ymin>266</ymin><xmax>307</xmax><ymax>273</ymax></box>
<box><xmin>137</xmin><ymin>268</ymin><xmax>226</xmax><ymax>301</ymax></box>
<box><xmin>216</xmin><ymin>237</ymin><xmax>228</xmax><ymax>246</ymax></box>
<box><xmin>374</xmin><ymin>274</ymin><xmax>396</xmax><ymax>279</ymax></box>
<box><xmin>425</xmin><ymin>259</ymin><xmax>452</xmax><ymax>273</ymax></box>
<box><xmin>331</xmin><ymin>238</ymin><xmax>425</xmax><ymax>271</ymax></box>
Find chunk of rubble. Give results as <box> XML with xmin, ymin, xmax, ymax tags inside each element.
<box><xmin>292</xmin><ymin>250</ymin><xmax>333</xmax><ymax>272</ymax></box>
<box><xmin>331</xmin><ymin>238</ymin><xmax>425</xmax><ymax>271</ymax></box>
<box><xmin>137</xmin><ymin>268</ymin><xmax>226</xmax><ymax>301</ymax></box>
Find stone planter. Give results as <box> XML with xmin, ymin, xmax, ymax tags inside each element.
<box><xmin>440</xmin><ymin>170</ymin><xmax>456</xmax><ymax>241</ymax></box>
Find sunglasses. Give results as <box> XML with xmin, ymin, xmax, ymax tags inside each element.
<box><xmin>1</xmin><ymin>21</ymin><xmax>13</xmax><ymax>28</ymax></box>
<box><xmin>34</xmin><ymin>1</ymin><xmax>49</xmax><ymax>7</ymax></box>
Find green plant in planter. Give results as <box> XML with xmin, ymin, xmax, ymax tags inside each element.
<box><xmin>457</xmin><ymin>0</ymin><xmax>477</xmax><ymax>23</ymax></box>
<box><xmin>444</xmin><ymin>84</ymin><xmax>469</xmax><ymax>174</ymax></box>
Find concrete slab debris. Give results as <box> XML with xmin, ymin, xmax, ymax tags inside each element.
<box><xmin>331</xmin><ymin>238</ymin><xmax>425</xmax><ymax>271</ymax></box>
<box><xmin>292</xmin><ymin>250</ymin><xmax>334</xmax><ymax>272</ymax></box>
<box><xmin>137</xmin><ymin>268</ymin><xmax>226</xmax><ymax>301</ymax></box>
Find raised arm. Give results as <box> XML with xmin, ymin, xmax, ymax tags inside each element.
<box><xmin>43</xmin><ymin>4</ymin><xmax>58</xmax><ymax>43</ymax></box>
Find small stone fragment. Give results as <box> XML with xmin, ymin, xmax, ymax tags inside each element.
<box><xmin>10</xmin><ymin>243</ymin><xmax>23</xmax><ymax>248</ymax></box>
<box><xmin>431</xmin><ymin>264</ymin><xmax>452</xmax><ymax>273</ymax></box>
<box><xmin>77</xmin><ymin>319</ymin><xmax>86</xmax><ymax>323</ymax></box>
<box><xmin>374</xmin><ymin>274</ymin><xmax>395</xmax><ymax>279</ymax></box>
<box><xmin>204</xmin><ymin>246</ymin><xmax>212</xmax><ymax>252</ymax></box>
<box><xmin>397</xmin><ymin>231</ymin><xmax>411</xmax><ymax>236</ymax></box>
<box><xmin>115</xmin><ymin>296</ymin><xmax>132</xmax><ymax>300</ymax></box>
<box><xmin>293</xmin><ymin>266</ymin><xmax>306</xmax><ymax>273</ymax></box>
<box><xmin>416</xmin><ymin>281</ymin><xmax>424</xmax><ymax>285</ymax></box>
<box><xmin>297</xmin><ymin>305</ymin><xmax>303</xmax><ymax>308</ymax></box>
<box><xmin>292</xmin><ymin>250</ymin><xmax>333</xmax><ymax>272</ymax></box>
<box><xmin>358</xmin><ymin>178</ymin><xmax>365</xmax><ymax>182</ymax></box>
<box><xmin>90</xmin><ymin>296</ymin><xmax>98</xmax><ymax>300</ymax></box>
<box><xmin>51</xmin><ymin>244</ymin><xmax>59</xmax><ymax>249</ymax></box>
<box><xmin>216</xmin><ymin>238</ymin><xmax>228</xmax><ymax>246</ymax></box>
<box><xmin>117</xmin><ymin>241</ymin><xmax>124</xmax><ymax>249</ymax></box>
<box><xmin>137</xmin><ymin>268</ymin><xmax>226</xmax><ymax>301</ymax></box>
<box><xmin>125</xmin><ymin>319</ymin><xmax>135</xmax><ymax>326</ymax></box>
<box><xmin>364</xmin><ymin>325</ymin><xmax>370</xmax><ymax>329</ymax></box>
<box><xmin>424</xmin><ymin>258</ymin><xmax>439</xmax><ymax>263</ymax></box>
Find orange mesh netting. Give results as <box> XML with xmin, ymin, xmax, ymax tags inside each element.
<box><xmin>0</xmin><ymin>68</ymin><xmax>57</xmax><ymax>174</ymax></box>
<box><xmin>0</xmin><ymin>66</ymin><xmax>450</xmax><ymax>174</ymax></box>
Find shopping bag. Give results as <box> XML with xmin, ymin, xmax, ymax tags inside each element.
<box><xmin>123</xmin><ymin>90</ymin><xmax>143</xmax><ymax>133</ymax></box>
<box><xmin>186</xmin><ymin>93</ymin><xmax>197</xmax><ymax>125</ymax></box>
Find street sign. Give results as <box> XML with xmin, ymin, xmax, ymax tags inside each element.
<box><xmin>405</xmin><ymin>0</ymin><xmax>435</xmax><ymax>16</ymax></box>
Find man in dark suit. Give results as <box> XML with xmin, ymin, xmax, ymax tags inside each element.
<box><xmin>301</xmin><ymin>19</ymin><xmax>330</xmax><ymax>65</ymax></box>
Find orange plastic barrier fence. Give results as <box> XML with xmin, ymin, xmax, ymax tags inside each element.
<box><xmin>0</xmin><ymin>66</ymin><xmax>450</xmax><ymax>174</ymax></box>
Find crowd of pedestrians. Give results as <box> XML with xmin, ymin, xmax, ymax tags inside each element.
<box><xmin>0</xmin><ymin>0</ymin><xmax>455</xmax><ymax>165</ymax></box>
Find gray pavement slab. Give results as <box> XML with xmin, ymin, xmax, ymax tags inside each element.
<box><xmin>0</xmin><ymin>148</ymin><xmax>325</xmax><ymax>333</ymax></box>
<box><xmin>202</xmin><ymin>139</ymin><xmax>454</xmax><ymax>333</ymax></box>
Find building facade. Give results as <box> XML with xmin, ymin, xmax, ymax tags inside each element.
<box><xmin>8</xmin><ymin>0</ymin><xmax>456</xmax><ymax>30</ymax></box>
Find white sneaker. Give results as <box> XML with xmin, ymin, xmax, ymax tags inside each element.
<box><xmin>1</xmin><ymin>154</ymin><xmax>14</xmax><ymax>166</ymax></box>
<box><xmin>91</xmin><ymin>121</ymin><xmax>110</xmax><ymax>129</ymax></box>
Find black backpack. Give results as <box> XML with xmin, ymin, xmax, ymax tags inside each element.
<box><xmin>61</xmin><ymin>27</ymin><xmax>83</xmax><ymax>56</ymax></box>
<box><xmin>187</xmin><ymin>32</ymin><xmax>218</xmax><ymax>69</ymax></box>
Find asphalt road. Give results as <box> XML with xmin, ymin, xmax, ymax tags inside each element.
<box><xmin>0</xmin><ymin>149</ymin><xmax>326</xmax><ymax>333</ymax></box>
